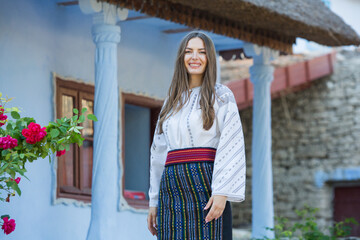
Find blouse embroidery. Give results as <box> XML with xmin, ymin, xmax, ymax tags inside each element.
<box><xmin>148</xmin><ymin>83</ymin><xmax>246</xmax><ymax>207</ymax></box>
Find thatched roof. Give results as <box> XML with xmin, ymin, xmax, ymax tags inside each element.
<box><xmin>101</xmin><ymin>0</ymin><xmax>360</xmax><ymax>53</ymax></box>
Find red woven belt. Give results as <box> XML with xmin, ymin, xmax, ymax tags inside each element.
<box><xmin>165</xmin><ymin>147</ymin><xmax>216</xmax><ymax>167</ymax></box>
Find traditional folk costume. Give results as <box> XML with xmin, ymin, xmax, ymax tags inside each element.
<box><xmin>149</xmin><ymin>83</ymin><xmax>246</xmax><ymax>240</ymax></box>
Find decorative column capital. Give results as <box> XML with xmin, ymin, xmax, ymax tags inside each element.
<box><xmin>92</xmin><ymin>25</ymin><xmax>121</xmax><ymax>44</ymax></box>
<box><xmin>243</xmin><ymin>42</ymin><xmax>279</xmax><ymax>65</ymax></box>
<box><xmin>79</xmin><ymin>0</ymin><xmax>128</xmax><ymax>25</ymax></box>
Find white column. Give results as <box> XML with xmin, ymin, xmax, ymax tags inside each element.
<box><xmin>79</xmin><ymin>1</ymin><xmax>128</xmax><ymax>239</ymax></box>
<box><xmin>216</xmin><ymin>51</ymin><xmax>221</xmax><ymax>83</ymax></box>
<box><xmin>244</xmin><ymin>43</ymin><xmax>278</xmax><ymax>239</ymax></box>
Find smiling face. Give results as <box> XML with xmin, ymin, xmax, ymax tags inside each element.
<box><xmin>184</xmin><ymin>37</ymin><xmax>208</xmax><ymax>79</ymax></box>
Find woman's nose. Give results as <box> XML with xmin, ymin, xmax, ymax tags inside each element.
<box><xmin>191</xmin><ymin>52</ymin><xmax>199</xmax><ymax>59</ymax></box>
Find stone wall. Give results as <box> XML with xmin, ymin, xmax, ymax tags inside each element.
<box><xmin>229</xmin><ymin>48</ymin><xmax>360</xmax><ymax>230</ymax></box>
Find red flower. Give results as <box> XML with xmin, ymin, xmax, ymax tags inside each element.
<box><xmin>1</xmin><ymin>217</ymin><xmax>16</xmax><ymax>235</ymax></box>
<box><xmin>21</xmin><ymin>122</ymin><xmax>47</xmax><ymax>144</ymax></box>
<box><xmin>21</xmin><ymin>129</ymin><xmax>31</xmax><ymax>138</ymax></box>
<box><xmin>56</xmin><ymin>150</ymin><xmax>66</xmax><ymax>157</ymax></box>
<box><xmin>10</xmin><ymin>177</ymin><xmax>21</xmax><ymax>184</ymax></box>
<box><xmin>28</xmin><ymin>122</ymin><xmax>40</xmax><ymax>134</ymax></box>
<box><xmin>0</xmin><ymin>105</ymin><xmax>7</xmax><ymax>127</ymax></box>
<box><xmin>0</xmin><ymin>135</ymin><xmax>18</xmax><ymax>149</ymax></box>
<box><xmin>0</xmin><ymin>114</ymin><xmax>7</xmax><ymax>127</ymax></box>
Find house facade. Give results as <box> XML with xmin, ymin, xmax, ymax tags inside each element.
<box><xmin>0</xmin><ymin>0</ymin><xmax>359</xmax><ymax>239</ymax></box>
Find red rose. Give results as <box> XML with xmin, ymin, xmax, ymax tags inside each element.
<box><xmin>1</xmin><ymin>217</ymin><xmax>16</xmax><ymax>235</ymax></box>
<box><xmin>10</xmin><ymin>177</ymin><xmax>21</xmax><ymax>184</ymax></box>
<box><xmin>0</xmin><ymin>114</ymin><xmax>7</xmax><ymax>127</ymax></box>
<box><xmin>22</xmin><ymin>123</ymin><xmax>47</xmax><ymax>144</ymax></box>
<box><xmin>21</xmin><ymin>129</ymin><xmax>31</xmax><ymax>138</ymax></box>
<box><xmin>25</xmin><ymin>135</ymin><xmax>36</xmax><ymax>144</ymax></box>
<box><xmin>28</xmin><ymin>122</ymin><xmax>41</xmax><ymax>134</ymax></box>
<box><xmin>0</xmin><ymin>135</ymin><xmax>18</xmax><ymax>149</ymax></box>
<box><xmin>56</xmin><ymin>150</ymin><xmax>66</xmax><ymax>157</ymax></box>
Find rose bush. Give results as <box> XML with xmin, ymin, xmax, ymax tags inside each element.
<box><xmin>0</xmin><ymin>92</ymin><xmax>97</xmax><ymax>235</ymax></box>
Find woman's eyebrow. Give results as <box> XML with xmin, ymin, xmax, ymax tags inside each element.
<box><xmin>185</xmin><ymin>47</ymin><xmax>206</xmax><ymax>50</ymax></box>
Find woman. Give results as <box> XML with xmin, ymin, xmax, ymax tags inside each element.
<box><xmin>147</xmin><ymin>31</ymin><xmax>246</xmax><ymax>240</ymax></box>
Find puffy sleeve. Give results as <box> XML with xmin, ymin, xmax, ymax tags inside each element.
<box><xmin>148</xmin><ymin>100</ymin><xmax>168</xmax><ymax>207</ymax></box>
<box><xmin>211</xmin><ymin>87</ymin><xmax>246</xmax><ymax>202</ymax></box>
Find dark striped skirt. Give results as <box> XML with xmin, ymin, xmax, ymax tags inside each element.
<box><xmin>157</xmin><ymin>147</ymin><xmax>232</xmax><ymax>240</ymax></box>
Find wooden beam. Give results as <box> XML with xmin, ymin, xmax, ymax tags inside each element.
<box><xmin>126</xmin><ymin>16</ymin><xmax>153</xmax><ymax>21</ymax></box>
<box><xmin>162</xmin><ymin>27</ymin><xmax>197</xmax><ymax>34</ymax></box>
<box><xmin>57</xmin><ymin>1</ymin><xmax>78</xmax><ymax>6</ymax></box>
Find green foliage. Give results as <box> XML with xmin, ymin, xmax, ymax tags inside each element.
<box><xmin>264</xmin><ymin>205</ymin><xmax>359</xmax><ymax>240</ymax></box>
<box><xmin>0</xmin><ymin>92</ymin><xmax>97</xmax><ymax>203</ymax></box>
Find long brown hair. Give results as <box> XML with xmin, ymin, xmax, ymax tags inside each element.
<box><xmin>157</xmin><ymin>31</ymin><xmax>217</xmax><ymax>134</ymax></box>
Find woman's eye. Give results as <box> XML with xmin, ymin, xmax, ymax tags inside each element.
<box><xmin>200</xmin><ymin>52</ymin><xmax>206</xmax><ymax>54</ymax></box>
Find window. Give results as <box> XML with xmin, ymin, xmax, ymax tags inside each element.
<box><xmin>56</xmin><ymin>77</ymin><xmax>94</xmax><ymax>202</ymax></box>
<box><xmin>333</xmin><ymin>183</ymin><xmax>360</xmax><ymax>236</ymax></box>
<box><xmin>121</xmin><ymin>92</ymin><xmax>162</xmax><ymax>209</ymax></box>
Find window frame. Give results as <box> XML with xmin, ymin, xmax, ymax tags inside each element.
<box><xmin>55</xmin><ymin>77</ymin><xmax>95</xmax><ymax>203</ymax></box>
<box><xmin>121</xmin><ymin>92</ymin><xmax>163</xmax><ymax>209</ymax></box>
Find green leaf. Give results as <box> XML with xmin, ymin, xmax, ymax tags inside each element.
<box><xmin>50</xmin><ymin>129</ymin><xmax>60</xmax><ymax>138</ymax></box>
<box><xmin>1</xmin><ymin>215</ymin><xmax>10</xmax><ymax>220</ymax></box>
<box><xmin>1</xmin><ymin>150</ymin><xmax>8</xmax><ymax>157</ymax></box>
<box><xmin>14</xmin><ymin>167</ymin><xmax>27</xmax><ymax>177</ymax></box>
<box><xmin>81</xmin><ymin>107</ymin><xmax>87</xmax><ymax>114</ymax></box>
<box><xmin>71</xmin><ymin>115</ymin><xmax>78</xmax><ymax>122</ymax></box>
<box><xmin>6</xmin><ymin>123</ymin><xmax>12</xmax><ymax>131</ymax></box>
<box><xmin>12</xmin><ymin>182</ymin><xmax>21</xmax><ymax>196</ymax></box>
<box><xmin>7</xmin><ymin>168</ymin><xmax>16</xmax><ymax>178</ymax></box>
<box><xmin>41</xmin><ymin>151</ymin><xmax>48</xmax><ymax>159</ymax></box>
<box><xmin>20</xmin><ymin>153</ymin><xmax>25</xmax><ymax>159</ymax></box>
<box><xmin>58</xmin><ymin>145</ymin><xmax>65</xmax><ymax>151</ymax></box>
<box><xmin>0</xmin><ymin>163</ymin><xmax>9</xmax><ymax>172</ymax></box>
<box><xmin>73</xmin><ymin>108</ymin><xmax>79</xmax><ymax>114</ymax></box>
<box><xmin>11</xmin><ymin>107</ymin><xmax>19</xmax><ymax>112</ymax></box>
<box><xmin>87</xmin><ymin>114</ymin><xmax>98</xmax><ymax>122</ymax></box>
<box><xmin>65</xmin><ymin>144</ymin><xmax>70</xmax><ymax>151</ymax></box>
<box><xmin>78</xmin><ymin>115</ymin><xmax>85</xmax><ymax>123</ymax></box>
<box><xmin>11</xmin><ymin>111</ymin><xmax>20</xmax><ymax>119</ymax></box>
<box><xmin>16</xmin><ymin>120</ymin><xmax>24</xmax><ymax>129</ymax></box>
<box><xmin>59</xmin><ymin>127</ymin><xmax>67</xmax><ymax>133</ymax></box>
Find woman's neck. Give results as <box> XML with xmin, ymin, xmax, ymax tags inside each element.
<box><xmin>189</xmin><ymin>76</ymin><xmax>203</xmax><ymax>89</ymax></box>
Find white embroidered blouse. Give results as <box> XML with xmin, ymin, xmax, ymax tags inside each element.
<box><xmin>148</xmin><ymin>83</ymin><xmax>246</xmax><ymax>207</ymax></box>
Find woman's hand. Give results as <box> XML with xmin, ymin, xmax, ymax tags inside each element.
<box><xmin>147</xmin><ymin>207</ymin><xmax>158</xmax><ymax>236</ymax></box>
<box><xmin>204</xmin><ymin>195</ymin><xmax>227</xmax><ymax>223</ymax></box>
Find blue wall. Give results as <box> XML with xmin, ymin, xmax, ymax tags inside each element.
<box><xmin>0</xmin><ymin>0</ymin><xmax>178</xmax><ymax>239</ymax></box>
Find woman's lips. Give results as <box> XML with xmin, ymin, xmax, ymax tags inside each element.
<box><xmin>189</xmin><ymin>63</ymin><xmax>201</xmax><ymax>69</ymax></box>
